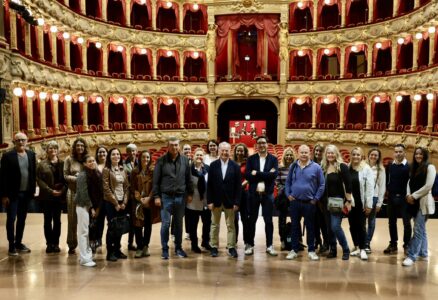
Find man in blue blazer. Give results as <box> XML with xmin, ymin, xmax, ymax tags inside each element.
<box><xmin>207</xmin><ymin>142</ymin><xmax>241</xmax><ymax>258</ymax></box>
<box><xmin>245</xmin><ymin>136</ymin><xmax>278</xmax><ymax>256</ymax></box>
<box><xmin>0</xmin><ymin>133</ymin><xmax>36</xmax><ymax>256</ymax></box>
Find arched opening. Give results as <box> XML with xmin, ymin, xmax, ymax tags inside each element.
<box><xmin>374</xmin><ymin>0</ymin><xmax>393</xmax><ymax>20</ymax></box>
<box><xmin>347</xmin><ymin>0</ymin><xmax>368</xmax><ymax>25</ymax></box>
<box><xmin>396</xmin><ymin>96</ymin><xmax>412</xmax><ymax>129</ymax></box>
<box><xmin>157</xmin><ymin>5</ymin><xmax>177</xmax><ymax>31</ymax></box>
<box><xmin>398</xmin><ymin>0</ymin><xmax>414</xmax><ymax>15</ymax></box>
<box><xmin>320</xmin><ymin>3</ymin><xmax>340</xmax><ymax>29</ymax></box>
<box><xmin>88</xmin><ymin>102</ymin><xmax>103</xmax><ymax>126</ymax></box>
<box><xmin>107</xmin><ymin>0</ymin><xmax>125</xmax><ymax>25</ymax></box>
<box><xmin>131</xmin><ymin>1</ymin><xmax>151</xmax><ymax>29</ymax></box>
<box><xmin>217</xmin><ymin>99</ymin><xmax>278</xmax><ymax>144</ymax></box>
<box><xmin>86</xmin><ymin>0</ymin><xmax>101</xmax><ymax>19</ymax></box>
<box><xmin>418</xmin><ymin>37</ymin><xmax>430</xmax><ymax>68</ymax></box>
<box><xmin>291</xmin><ymin>6</ymin><xmax>312</xmax><ymax>32</ymax></box>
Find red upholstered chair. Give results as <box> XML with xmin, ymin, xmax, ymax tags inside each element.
<box><xmin>146</xmin><ymin>123</ymin><xmax>153</xmax><ymax>129</ymax></box>
<box><xmin>144</xmin><ymin>75</ymin><xmax>152</xmax><ymax>80</ymax></box>
<box><xmin>163</xmin><ymin>75</ymin><xmax>171</xmax><ymax>81</ymax></box>
<box><xmin>137</xmin><ymin>123</ymin><xmax>145</xmax><ymax>130</ymax></box>
<box><xmin>164</xmin><ymin>123</ymin><xmax>172</xmax><ymax>129</ymax></box>
<box><xmin>189</xmin><ymin>76</ymin><xmax>198</xmax><ymax>82</ymax></box>
<box><xmin>197</xmin><ymin>29</ymin><xmax>205</xmax><ymax>34</ymax></box>
<box><xmin>88</xmin><ymin>70</ymin><xmax>96</xmax><ymax>75</ymax></box>
<box><xmin>172</xmin><ymin>75</ymin><xmax>180</xmax><ymax>81</ymax></box>
<box><xmin>172</xmin><ymin>123</ymin><xmax>179</xmax><ymax>129</ymax></box>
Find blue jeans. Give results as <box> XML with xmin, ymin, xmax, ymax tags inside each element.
<box><xmin>6</xmin><ymin>192</ymin><xmax>30</xmax><ymax>248</ymax></box>
<box><xmin>248</xmin><ymin>193</ymin><xmax>274</xmax><ymax>247</ymax></box>
<box><xmin>160</xmin><ymin>194</ymin><xmax>185</xmax><ymax>250</ymax></box>
<box><xmin>407</xmin><ymin>210</ymin><xmax>428</xmax><ymax>261</ymax></box>
<box><xmin>366</xmin><ymin>196</ymin><xmax>378</xmax><ymax>246</ymax></box>
<box><xmin>330</xmin><ymin>213</ymin><xmax>349</xmax><ymax>252</ymax></box>
<box><xmin>289</xmin><ymin>200</ymin><xmax>316</xmax><ymax>252</ymax></box>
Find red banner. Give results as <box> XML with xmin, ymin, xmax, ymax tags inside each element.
<box><xmin>229</xmin><ymin>120</ymin><xmax>266</xmax><ymax>147</ymax></box>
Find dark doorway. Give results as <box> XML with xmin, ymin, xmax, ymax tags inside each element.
<box><xmin>217</xmin><ymin>99</ymin><xmax>278</xmax><ymax>144</ymax></box>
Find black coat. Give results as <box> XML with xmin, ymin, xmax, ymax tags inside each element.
<box><xmin>207</xmin><ymin>159</ymin><xmax>241</xmax><ymax>208</ymax></box>
<box><xmin>245</xmin><ymin>153</ymin><xmax>279</xmax><ymax>195</ymax></box>
<box><xmin>0</xmin><ymin>149</ymin><xmax>37</xmax><ymax>198</ymax></box>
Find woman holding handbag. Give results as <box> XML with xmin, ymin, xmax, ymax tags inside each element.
<box><xmin>403</xmin><ymin>147</ymin><xmax>436</xmax><ymax>266</ymax></box>
<box><xmin>365</xmin><ymin>148</ymin><xmax>386</xmax><ymax>253</ymax></box>
<box><xmin>348</xmin><ymin>147</ymin><xmax>374</xmax><ymax>261</ymax></box>
<box><xmin>131</xmin><ymin>150</ymin><xmax>158</xmax><ymax>258</ymax></box>
<box><xmin>320</xmin><ymin>144</ymin><xmax>353</xmax><ymax>260</ymax></box>
<box><xmin>103</xmin><ymin>148</ymin><xmax>130</xmax><ymax>262</ymax></box>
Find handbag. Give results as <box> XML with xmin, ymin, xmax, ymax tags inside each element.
<box><xmin>327</xmin><ymin>197</ymin><xmax>344</xmax><ymax>213</ymax></box>
<box><xmin>109</xmin><ymin>214</ymin><xmax>130</xmax><ymax>236</ymax></box>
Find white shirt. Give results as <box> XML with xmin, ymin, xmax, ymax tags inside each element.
<box><xmin>393</xmin><ymin>158</ymin><xmax>408</xmax><ymax>165</ymax></box>
<box><xmin>220</xmin><ymin>159</ymin><xmax>229</xmax><ymax>180</ymax></box>
<box><xmin>256</xmin><ymin>155</ymin><xmax>266</xmax><ymax>192</ymax></box>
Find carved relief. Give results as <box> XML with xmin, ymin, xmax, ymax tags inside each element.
<box><xmin>230</xmin><ymin>0</ymin><xmax>263</xmax><ymax>13</ymax></box>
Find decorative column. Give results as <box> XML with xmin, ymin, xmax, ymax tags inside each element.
<box><xmin>339</xmin><ymin>96</ymin><xmax>345</xmax><ymax>129</ymax></box>
<box><xmin>389</xmin><ymin>94</ymin><xmax>396</xmax><ymax>130</ymax></box>
<box><xmin>429</xmin><ymin>32</ymin><xmax>436</xmax><ymax>66</ymax></box>
<box><xmin>313</xmin><ymin>0</ymin><xmax>318</xmax><ymax>30</ymax></box>
<box><xmin>0</xmin><ymin>0</ymin><xmax>7</xmax><ymax>47</ymax></box>
<box><xmin>367</xmin><ymin>45</ymin><xmax>373</xmax><ymax>76</ymax></box>
<box><xmin>179</xmin><ymin>2</ymin><xmax>184</xmax><ymax>32</ymax></box>
<box><xmin>126</xmin><ymin>97</ymin><xmax>132</xmax><ymax>129</ymax></box>
<box><xmin>312</xmin><ymin>48</ymin><xmax>317</xmax><ymax>79</ymax></box>
<box><xmin>24</xmin><ymin>23</ymin><xmax>31</xmax><ymax>56</ymax></box>
<box><xmin>102</xmin><ymin>42</ymin><xmax>109</xmax><ymax>76</ymax></box>
<box><xmin>411</xmin><ymin>99</ymin><xmax>417</xmax><ymax>131</ymax></box>
<box><xmin>393</xmin><ymin>0</ymin><xmax>399</xmax><ymax>17</ymax></box>
<box><xmin>102</xmin><ymin>0</ymin><xmax>108</xmax><ymax>21</ymax></box>
<box><xmin>368</xmin><ymin>0</ymin><xmax>374</xmax><ymax>23</ymax></box>
<box><xmin>414</xmin><ymin>0</ymin><xmax>420</xmax><ymax>9</ymax></box>
<box><xmin>80</xmin><ymin>0</ymin><xmax>86</xmax><ymax>14</ymax></box>
<box><xmin>37</xmin><ymin>26</ymin><xmax>44</xmax><ymax>60</ymax></box>
<box><xmin>207</xmin><ymin>98</ymin><xmax>216</xmax><ymax>139</ymax></box>
<box><xmin>64</xmin><ymin>36</ymin><xmax>71</xmax><ymax>70</ymax></box>
<box><xmin>82</xmin><ymin>98</ymin><xmax>89</xmax><ymax>131</ymax></box>
<box><xmin>66</xmin><ymin>99</ymin><xmax>73</xmax><ymax>132</ymax></box>
<box><xmin>12</xmin><ymin>94</ymin><xmax>20</xmax><ymax>134</ymax></box>
<box><xmin>179</xmin><ymin>98</ymin><xmax>184</xmax><ymax>128</ymax></box>
<box><xmin>51</xmin><ymin>31</ymin><xmax>58</xmax><ymax>65</ymax></box>
<box><xmin>206</xmin><ymin>24</ymin><xmax>217</xmax><ymax>84</ymax></box>
<box><xmin>391</xmin><ymin>39</ymin><xmax>397</xmax><ymax>74</ymax></box>
<box><xmin>341</xmin><ymin>0</ymin><xmax>346</xmax><ymax>27</ymax></box>
<box><xmin>311</xmin><ymin>97</ymin><xmax>317</xmax><ymax>128</ymax></box>
<box><xmin>53</xmin><ymin>98</ymin><xmax>60</xmax><ymax>134</ymax></box>
<box><xmin>227</xmin><ymin>31</ymin><xmax>233</xmax><ymax>79</ymax></box>
<box><xmin>39</xmin><ymin>97</ymin><xmax>46</xmax><ymax>136</ymax></box>
<box><xmin>152</xmin><ymin>49</ymin><xmax>157</xmax><ymax>79</ymax></box>
<box><xmin>152</xmin><ymin>97</ymin><xmax>158</xmax><ymax>129</ymax></box>
<box><xmin>126</xmin><ymin>46</ymin><xmax>132</xmax><ymax>78</ymax></box>
<box><xmin>103</xmin><ymin>97</ymin><xmax>109</xmax><ymax>130</ymax></box>
<box><xmin>427</xmin><ymin>94</ymin><xmax>435</xmax><ymax>132</ymax></box>
<box><xmin>412</xmin><ymin>37</ymin><xmax>419</xmax><ymax>71</ymax></box>
<box><xmin>340</xmin><ymin>47</ymin><xmax>345</xmax><ymax>78</ymax></box>
<box><xmin>26</xmin><ymin>92</ymin><xmax>34</xmax><ymax>137</ymax></box>
<box><xmin>179</xmin><ymin>50</ymin><xmax>184</xmax><ymax>80</ymax></box>
<box><xmin>278</xmin><ymin>23</ymin><xmax>289</xmax><ymax>84</ymax></box>
<box><xmin>81</xmin><ymin>42</ymin><xmax>88</xmax><ymax>73</ymax></box>
<box><xmin>9</xmin><ymin>10</ymin><xmax>18</xmax><ymax>50</ymax></box>
<box><xmin>365</xmin><ymin>96</ymin><xmax>372</xmax><ymax>130</ymax></box>
<box><xmin>125</xmin><ymin>0</ymin><xmax>132</xmax><ymax>27</ymax></box>
<box><xmin>278</xmin><ymin>97</ymin><xmax>288</xmax><ymax>144</ymax></box>
<box><xmin>151</xmin><ymin>0</ymin><xmax>157</xmax><ymax>30</ymax></box>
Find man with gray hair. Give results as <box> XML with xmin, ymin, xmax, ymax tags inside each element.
<box><xmin>207</xmin><ymin>142</ymin><xmax>241</xmax><ymax>258</ymax></box>
<box><xmin>0</xmin><ymin>133</ymin><xmax>36</xmax><ymax>256</ymax></box>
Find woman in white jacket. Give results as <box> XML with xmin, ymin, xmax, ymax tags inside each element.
<box><xmin>365</xmin><ymin>148</ymin><xmax>386</xmax><ymax>253</ymax></box>
<box><xmin>348</xmin><ymin>147</ymin><xmax>374</xmax><ymax>261</ymax></box>
<box><xmin>402</xmin><ymin>147</ymin><xmax>436</xmax><ymax>266</ymax></box>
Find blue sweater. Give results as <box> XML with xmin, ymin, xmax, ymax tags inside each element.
<box><xmin>285</xmin><ymin>161</ymin><xmax>325</xmax><ymax>201</ymax></box>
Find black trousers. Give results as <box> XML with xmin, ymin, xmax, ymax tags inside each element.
<box><xmin>235</xmin><ymin>191</ymin><xmax>250</xmax><ymax>244</ymax></box>
<box><xmin>185</xmin><ymin>207</ymin><xmax>211</xmax><ymax>248</ymax></box>
<box><xmin>134</xmin><ymin>207</ymin><xmax>152</xmax><ymax>249</ymax></box>
<box><xmin>42</xmin><ymin>200</ymin><xmax>62</xmax><ymax>246</ymax></box>
<box><xmin>314</xmin><ymin>202</ymin><xmax>328</xmax><ymax>248</ymax></box>
<box><xmin>105</xmin><ymin>202</ymin><xmax>126</xmax><ymax>254</ymax></box>
<box><xmin>348</xmin><ymin>199</ymin><xmax>366</xmax><ymax>249</ymax></box>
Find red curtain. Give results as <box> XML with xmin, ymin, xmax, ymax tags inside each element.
<box><xmin>132</xmin><ymin>0</ymin><xmax>152</xmax><ymax>20</ymax></box>
<box><xmin>395</xmin><ymin>96</ymin><xmax>412</xmax><ymax>126</ymax></box>
<box><xmin>417</xmin><ymin>33</ymin><xmax>430</xmax><ymax>68</ymax></box>
<box><xmin>71</xmin><ymin>101</ymin><xmax>83</xmax><ymax>126</ymax></box>
<box><xmin>131</xmin><ymin>0</ymin><xmax>152</xmax><ymax>28</ymax></box>
<box><xmin>30</xmin><ymin>25</ymin><xmax>39</xmax><ymax>59</ymax></box>
<box><xmin>108</xmin><ymin>97</ymin><xmax>127</xmax><ymax>123</ymax></box>
<box><xmin>56</xmin><ymin>34</ymin><xmax>65</xmax><ymax>66</ymax></box>
<box><xmin>183</xmin><ymin>51</ymin><xmax>206</xmax><ymax>78</ymax></box>
<box><xmin>157</xmin><ymin>97</ymin><xmax>179</xmax><ymax>124</ymax></box>
<box><xmin>43</xmin><ymin>30</ymin><xmax>52</xmax><ymax>62</ymax></box>
<box><xmin>318</xmin><ymin>0</ymin><xmax>340</xmax><ymax>28</ymax></box>
<box><xmin>216</xmin><ymin>14</ymin><xmax>280</xmax><ymax>76</ymax></box>
<box><xmin>131</xmin><ymin>47</ymin><xmax>152</xmax><ymax>76</ymax></box>
<box><xmin>87</xmin><ymin>41</ymin><xmax>103</xmax><ymax>72</ymax></box>
<box><xmin>86</xmin><ymin>0</ymin><xmax>102</xmax><ymax>19</ymax></box>
<box><xmin>157</xmin><ymin>1</ymin><xmax>179</xmax><ymax>31</ymax></box>
<box><xmin>107</xmin><ymin>0</ymin><xmax>126</xmax><ymax>25</ymax></box>
<box><xmin>317</xmin><ymin>96</ymin><xmax>339</xmax><ymax>123</ymax></box>
<box><xmin>374</xmin><ymin>0</ymin><xmax>393</xmax><ymax>20</ymax></box>
<box><xmin>58</xmin><ymin>100</ymin><xmax>66</xmax><ymax>126</ymax></box>
<box><xmin>132</xmin><ymin>97</ymin><xmax>153</xmax><ymax>124</ymax></box>
<box><xmin>416</xmin><ymin>97</ymin><xmax>428</xmax><ymax>127</ymax></box>
<box><xmin>183</xmin><ymin>98</ymin><xmax>207</xmax><ymax>123</ymax></box>
<box><xmin>289</xmin><ymin>97</ymin><xmax>312</xmax><ymax>124</ymax></box>
<box><xmin>16</xmin><ymin>17</ymin><xmax>25</xmax><ymax>53</ymax></box>
<box><xmin>345</xmin><ymin>44</ymin><xmax>366</xmax><ymax>75</ymax></box>
<box><xmin>70</xmin><ymin>39</ymin><xmax>83</xmax><ymax>70</ymax></box>
<box><xmin>183</xmin><ymin>3</ymin><xmax>207</xmax><ymax>32</ymax></box>
<box><xmin>32</xmin><ymin>99</ymin><xmax>41</xmax><ymax>130</ymax></box>
<box><xmin>3</xmin><ymin>1</ymin><xmax>10</xmax><ymax>45</ymax></box>
<box><xmin>157</xmin><ymin>49</ymin><xmax>179</xmax><ymax>77</ymax></box>
<box><xmin>108</xmin><ymin>44</ymin><xmax>127</xmax><ymax>74</ymax></box>
<box><xmin>372</xmin><ymin>40</ymin><xmax>391</xmax><ymax>71</ymax></box>
<box><xmin>45</xmin><ymin>99</ymin><xmax>54</xmax><ymax>128</ymax></box>
<box><xmin>289</xmin><ymin>2</ymin><xmax>313</xmax><ymax>31</ymax></box>
<box><xmin>87</xmin><ymin>98</ymin><xmax>103</xmax><ymax>125</ymax></box>
<box><xmin>344</xmin><ymin>97</ymin><xmax>366</xmax><ymax>124</ymax></box>
<box><xmin>397</xmin><ymin>36</ymin><xmax>413</xmax><ymax>70</ymax></box>
<box><xmin>289</xmin><ymin>49</ymin><xmax>312</xmax><ymax>77</ymax></box>
<box><xmin>317</xmin><ymin>48</ymin><xmax>340</xmax><ymax>75</ymax></box>
<box><xmin>373</xmin><ymin>100</ymin><xmax>390</xmax><ymax>123</ymax></box>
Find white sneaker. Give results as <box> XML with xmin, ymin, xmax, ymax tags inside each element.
<box><xmin>244</xmin><ymin>244</ymin><xmax>254</xmax><ymax>256</ymax></box>
<box><xmin>351</xmin><ymin>248</ymin><xmax>360</xmax><ymax>257</ymax></box>
<box><xmin>360</xmin><ymin>249</ymin><xmax>368</xmax><ymax>260</ymax></box>
<box><xmin>185</xmin><ymin>233</ymin><xmax>190</xmax><ymax>240</ymax></box>
<box><xmin>402</xmin><ymin>257</ymin><xmax>414</xmax><ymax>266</ymax></box>
<box><xmin>81</xmin><ymin>261</ymin><xmax>96</xmax><ymax>267</ymax></box>
<box><xmin>308</xmin><ymin>251</ymin><xmax>319</xmax><ymax>261</ymax></box>
<box><xmin>286</xmin><ymin>250</ymin><xmax>298</xmax><ymax>260</ymax></box>
<box><xmin>266</xmin><ymin>245</ymin><xmax>278</xmax><ymax>256</ymax></box>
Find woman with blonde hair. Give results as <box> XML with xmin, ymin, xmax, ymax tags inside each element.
<box><xmin>320</xmin><ymin>145</ymin><xmax>353</xmax><ymax>260</ymax></box>
<box><xmin>275</xmin><ymin>147</ymin><xmax>295</xmax><ymax>250</ymax></box>
<box><xmin>348</xmin><ymin>147</ymin><xmax>374</xmax><ymax>261</ymax></box>
<box><xmin>365</xmin><ymin>148</ymin><xmax>386</xmax><ymax>253</ymax></box>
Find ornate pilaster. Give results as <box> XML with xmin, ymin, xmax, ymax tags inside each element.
<box><xmin>24</xmin><ymin>23</ymin><xmax>31</xmax><ymax>56</ymax></box>
<box><xmin>125</xmin><ymin>0</ymin><xmax>132</xmax><ymax>27</ymax></box>
<box><xmin>206</xmin><ymin>24</ymin><xmax>217</xmax><ymax>84</ymax></box>
<box><xmin>81</xmin><ymin>42</ymin><xmax>88</xmax><ymax>73</ymax></box>
<box><xmin>312</xmin><ymin>49</ymin><xmax>317</xmax><ymax>79</ymax></box>
<box><xmin>39</xmin><ymin>96</ymin><xmax>46</xmax><ymax>136</ymax></box>
<box><xmin>151</xmin><ymin>0</ymin><xmax>157</xmax><ymax>30</ymax></box>
<box><xmin>26</xmin><ymin>92</ymin><xmax>34</xmax><ymax>137</ymax></box>
<box><xmin>179</xmin><ymin>98</ymin><xmax>184</xmax><ymax>128</ymax></box>
<box><xmin>368</xmin><ymin>0</ymin><xmax>374</xmax><ymax>23</ymax></box>
<box><xmin>340</xmin><ymin>47</ymin><xmax>345</xmax><ymax>78</ymax></box>
<box><xmin>51</xmin><ymin>32</ymin><xmax>57</xmax><ymax>65</ymax></box>
<box><xmin>126</xmin><ymin>97</ymin><xmax>132</xmax><ymax>129</ymax></box>
<box><xmin>80</xmin><ymin>0</ymin><xmax>86</xmax><ymax>14</ymax></box>
<box><xmin>179</xmin><ymin>50</ymin><xmax>184</xmax><ymax>80</ymax></box>
<box><xmin>37</xmin><ymin>26</ymin><xmax>44</xmax><ymax>60</ymax></box>
<box><xmin>0</xmin><ymin>0</ymin><xmax>7</xmax><ymax>48</ymax></box>
<box><xmin>103</xmin><ymin>97</ymin><xmax>109</xmax><ymax>130</ymax></box>
<box><xmin>313</xmin><ymin>0</ymin><xmax>318</xmax><ymax>30</ymax></box>
<box><xmin>126</xmin><ymin>46</ymin><xmax>132</xmax><ymax>78</ymax></box>
<box><xmin>339</xmin><ymin>96</ymin><xmax>346</xmax><ymax>129</ymax></box>
<box><xmin>414</xmin><ymin>0</ymin><xmax>420</xmax><ymax>9</ymax></box>
<box><xmin>367</xmin><ymin>45</ymin><xmax>373</xmax><ymax>76</ymax></box>
<box><xmin>82</xmin><ymin>98</ymin><xmax>89</xmax><ymax>131</ymax></box>
<box><xmin>393</xmin><ymin>0</ymin><xmax>399</xmax><ymax>17</ymax></box>
<box><xmin>227</xmin><ymin>31</ymin><xmax>233</xmax><ymax>79</ymax></box>
<box><xmin>341</xmin><ymin>0</ymin><xmax>346</xmax><ymax>27</ymax></box>
<box><xmin>179</xmin><ymin>2</ymin><xmax>184</xmax><ymax>32</ymax></box>
<box><xmin>427</xmin><ymin>94</ymin><xmax>434</xmax><ymax>132</ymax></box>
<box><xmin>279</xmin><ymin>23</ymin><xmax>289</xmax><ymax>84</ymax></box>
<box><xmin>391</xmin><ymin>39</ymin><xmax>397</xmax><ymax>74</ymax></box>
<box><xmin>208</xmin><ymin>98</ymin><xmax>216</xmax><ymax>139</ymax></box>
<box><xmin>311</xmin><ymin>97</ymin><xmax>317</xmax><ymax>128</ymax></box>
<box><xmin>53</xmin><ymin>98</ymin><xmax>59</xmax><ymax>134</ymax></box>
<box><xmin>389</xmin><ymin>94</ymin><xmax>396</xmax><ymax>131</ymax></box>
<box><xmin>412</xmin><ymin>36</ymin><xmax>419</xmax><ymax>71</ymax></box>
<box><xmin>411</xmin><ymin>98</ymin><xmax>417</xmax><ymax>132</ymax></box>
<box><xmin>12</xmin><ymin>95</ymin><xmax>20</xmax><ymax>134</ymax></box>
<box><xmin>9</xmin><ymin>10</ymin><xmax>18</xmax><ymax>50</ymax></box>
<box><xmin>152</xmin><ymin>49</ymin><xmax>157</xmax><ymax>79</ymax></box>
<box><xmin>102</xmin><ymin>0</ymin><xmax>108</xmax><ymax>21</ymax></box>
<box><xmin>64</xmin><ymin>37</ymin><xmax>71</xmax><ymax>70</ymax></box>
<box><xmin>102</xmin><ymin>42</ymin><xmax>109</xmax><ymax>76</ymax></box>
<box><xmin>365</xmin><ymin>96</ymin><xmax>372</xmax><ymax>130</ymax></box>
<box><xmin>152</xmin><ymin>96</ymin><xmax>158</xmax><ymax>129</ymax></box>
<box><xmin>66</xmin><ymin>99</ymin><xmax>73</xmax><ymax>132</ymax></box>
<box><xmin>429</xmin><ymin>32</ymin><xmax>436</xmax><ymax>66</ymax></box>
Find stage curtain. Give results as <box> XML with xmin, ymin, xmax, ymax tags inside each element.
<box><xmin>183</xmin><ymin>3</ymin><xmax>207</xmax><ymax>32</ymax></box>
<box><xmin>157</xmin><ymin>1</ymin><xmax>179</xmax><ymax>31</ymax></box>
<box><xmin>107</xmin><ymin>0</ymin><xmax>126</xmax><ymax>25</ymax></box>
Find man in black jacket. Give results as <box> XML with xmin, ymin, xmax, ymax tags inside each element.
<box><xmin>153</xmin><ymin>137</ymin><xmax>193</xmax><ymax>259</ymax></box>
<box><xmin>0</xmin><ymin>133</ymin><xmax>36</xmax><ymax>256</ymax></box>
<box><xmin>207</xmin><ymin>142</ymin><xmax>241</xmax><ymax>258</ymax></box>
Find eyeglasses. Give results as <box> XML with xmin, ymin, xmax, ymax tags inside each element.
<box><xmin>15</xmin><ymin>139</ymin><xmax>27</xmax><ymax>143</ymax></box>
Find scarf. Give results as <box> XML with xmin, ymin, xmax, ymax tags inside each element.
<box><xmin>191</xmin><ymin>164</ymin><xmax>208</xmax><ymax>200</ymax></box>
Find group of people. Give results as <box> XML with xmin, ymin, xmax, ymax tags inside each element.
<box><xmin>0</xmin><ymin>133</ymin><xmax>435</xmax><ymax>268</ymax></box>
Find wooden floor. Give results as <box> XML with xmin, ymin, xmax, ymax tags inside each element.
<box><xmin>0</xmin><ymin>214</ymin><xmax>437</xmax><ymax>300</ymax></box>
